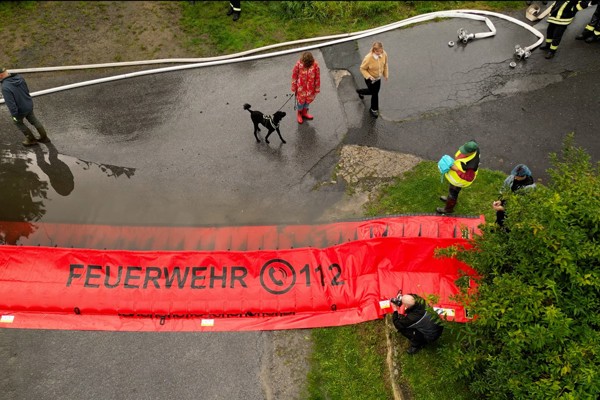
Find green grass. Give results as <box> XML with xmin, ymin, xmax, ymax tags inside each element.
<box><xmin>365</xmin><ymin>161</ymin><xmax>506</xmax><ymax>219</ymax></box>
<box><xmin>308</xmin><ymin>161</ymin><xmax>511</xmax><ymax>399</ymax></box>
<box><xmin>393</xmin><ymin>322</ymin><xmax>475</xmax><ymax>400</ymax></box>
<box><xmin>179</xmin><ymin>1</ymin><xmax>523</xmax><ymax>56</ymax></box>
<box><xmin>307</xmin><ymin>321</ymin><xmax>393</xmax><ymax>400</ymax></box>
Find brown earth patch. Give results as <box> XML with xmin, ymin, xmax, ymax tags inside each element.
<box><xmin>1</xmin><ymin>1</ymin><xmax>188</xmax><ymax>68</ymax></box>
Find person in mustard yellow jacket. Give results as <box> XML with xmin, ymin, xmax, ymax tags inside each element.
<box><xmin>437</xmin><ymin>140</ymin><xmax>480</xmax><ymax>214</ymax></box>
<box><xmin>356</xmin><ymin>42</ymin><xmax>389</xmax><ymax>118</ymax></box>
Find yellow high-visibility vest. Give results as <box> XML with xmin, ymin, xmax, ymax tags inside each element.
<box><xmin>445</xmin><ymin>150</ymin><xmax>479</xmax><ymax>187</ymax></box>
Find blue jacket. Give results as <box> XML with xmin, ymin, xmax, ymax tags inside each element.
<box><xmin>1</xmin><ymin>73</ymin><xmax>34</xmax><ymax>117</ymax></box>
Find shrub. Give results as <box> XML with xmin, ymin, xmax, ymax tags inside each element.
<box><xmin>441</xmin><ymin>134</ymin><xmax>600</xmax><ymax>399</ymax></box>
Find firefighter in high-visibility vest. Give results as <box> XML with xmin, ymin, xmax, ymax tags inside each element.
<box><xmin>541</xmin><ymin>0</ymin><xmax>591</xmax><ymax>59</ymax></box>
<box><xmin>575</xmin><ymin>1</ymin><xmax>600</xmax><ymax>43</ymax></box>
<box><xmin>437</xmin><ymin>140</ymin><xmax>480</xmax><ymax>214</ymax></box>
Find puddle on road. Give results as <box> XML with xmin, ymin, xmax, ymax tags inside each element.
<box><xmin>0</xmin><ymin>142</ymin><xmax>135</xmax><ymax>246</ymax></box>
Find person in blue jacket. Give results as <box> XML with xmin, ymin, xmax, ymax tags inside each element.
<box><xmin>0</xmin><ymin>67</ymin><xmax>50</xmax><ymax>146</ymax></box>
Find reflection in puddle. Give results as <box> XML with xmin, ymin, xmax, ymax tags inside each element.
<box><xmin>32</xmin><ymin>143</ymin><xmax>74</xmax><ymax>196</ymax></box>
<box><xmin>0</xmin><ymin>142</ymin><xmax>135</xmax><ymax>245</ymax></box>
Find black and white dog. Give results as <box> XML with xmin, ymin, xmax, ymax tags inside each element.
<box><xmin>243</xmin><ymin>103</ymin><xmax>287</xmax><ymax>144</ymax></box>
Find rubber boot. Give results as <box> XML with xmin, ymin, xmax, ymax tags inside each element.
<box><xmin>436</xmin><ymin>198</ymin><xmax>457</xmax><ymax>214</ymax></box>
<box><xmin>232</xmin><ymin>10</ymin><xmax>241</xmax><ymax>21</ymax></box>
<box><xmin>297</xmin><ymin>110</ymin><xmax>303</xmax><ymax>124</ymax></box>
<box><xmin>226</xmin><ymin>5</ymin><xmax>234</xmax><ymax>15</ymax></box>
<box><xmin>37</xmin><ymin>128</ymin><xmax>51</xmax><ymax>143</ymax></box>
<box><xmin>38</xmin><ymin>134</ymin><xmax>51</xmax><ymax>143</ymax></box>
<box><xmin>545</xmin><ymin>50</ymin><xmax>555</xmax><ymax>59</ymax></box>
<box><xmin>302</xmin><ymin>108</ymin><xmax>313</xmax><ymax>120</ymax></box>
<box><xmin>584</xmin><ymin>35</ymin><xmax>597</xmax><ymax>43</ymax></box>
<box><xmin>22</xmin><ymin>134</ymin><xmax>38</xmax><ymax>147</ymax></box>
<box><xmin>576</xmin><ymin>29</ymin><xmax>591</xmax><ymax>40</ymax></box>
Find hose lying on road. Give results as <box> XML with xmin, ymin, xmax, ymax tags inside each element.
<box><xmin>1</xmin><ymin>10</ymin><xmax>543</xmax><ymax>103</ymax></box>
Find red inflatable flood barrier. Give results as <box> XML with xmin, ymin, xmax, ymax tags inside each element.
<box><xmin>0</xmin><ymin>215</ymin><xmax>483</xmax><ymax>332</ymax></box>
<box><xmin>0</xmin><ymin>215</ymin><xmax>482</xmax><ymax>250</ymax></box>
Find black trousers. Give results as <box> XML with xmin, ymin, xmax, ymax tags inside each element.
<box><xmin>546</xmin><ymin>23</ymin><xmax>568</xmax><ymax>50</ymax></box>
<box><xmin>583</xmin><ymin>6</ymin><xmax>600</xmax><ymax>36</ymax></box>
<box><xmin>447</xmin><ymin>184</ymin><xmax>462</xmax><ymax>200</ymax></box>
<box><xmin>357</xmin><ymin>78</ymin><xmax>381</xmax><ymax>111</ymax></box>
<box><xmin>397</xmin><ymin>327</ymin><xmax>428</xmax><ymax>347</ymax></box>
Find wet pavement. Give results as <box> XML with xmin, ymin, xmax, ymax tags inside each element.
<box><xmin>1</xmin><ymin>7</ymin><xmax>600</xmax><ymax>400</ymax></box>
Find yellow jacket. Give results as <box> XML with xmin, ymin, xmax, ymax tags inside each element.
<box><xmin>444</xmin><ymin>150</ymin><xmax>479</xmax><ymax>187</ymax></box>
<box><xmin>360</xmin><ymin>51</ymin><xmax>389</xmax><ymax>81</ymax></box>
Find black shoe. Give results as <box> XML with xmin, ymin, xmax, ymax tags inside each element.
<box><xmin>356</xmin><ymin>89</ymin><xmax>367</xmax><ymax>99</ymax></box>
<box><xmin>545</xmin><ymin>51</ymin><xmax>555</xmax><ymax>59</ymax></box>
<box><xmin>233</xmin><ymin>11</ymin><xmax>240</xmax><ymax>21</ymax></box>
<box><xmin>22</xmin><ymin>137</ymin><xmax>38</xmax><ymax>147</ymax></box>
<box><xmin>38</xmin><ymin>136</ymin><xmax>51</xmax><ymax>144</ymax></box>
<box><xmin>539</xmin><ymin>44</ymin><xmax>550</xmax><ymax>51</ymax></box>
<box><xmin>370</xmin><ymin>109</ymin><xmax>379</xmax><ymax>118</ymax></box>
<box><xmin>226</xmin><ymin>6</ymin><xmax>233</xmax><ymax>15</ymax></box>
<box><xmin>439</xmin><ymin>196</ymin><xmax>448</xmax><ymax>202</ymax></box>
<box><xmin>585</xmin><ymin>35</ymin><xmax>596</xmax><ymax>43</ymax></box>
<box><xmin>436</xmin><ymin>207</ymin><xmax>453</xmax><ymax>214</ymax></box>
<box><xmin>575</xmin><ymin>33</ymin><xmax>586</xmax><ymax>40</ymax></box>
<box><xmin>407</xmin><ymin>345</ymin><xmax>422</xmax><ymax>355</ymax></box>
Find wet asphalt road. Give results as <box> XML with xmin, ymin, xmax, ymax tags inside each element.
<box><xmin>1</xmin><ymin>8</ymin><xmax>599</xmax><ymax>400</ymax></box>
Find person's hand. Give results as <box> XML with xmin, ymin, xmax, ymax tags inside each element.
<box><xmin>384</xmin><ymin>76</ymin><xmax>388</xmax><ymax>81</ymax></box>
<box><xmin>492</xmin><ymin>200</ymin><xmax>504</xmax><ymax>211</ymax></box>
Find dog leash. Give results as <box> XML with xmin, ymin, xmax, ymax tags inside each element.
<box><xmin>277</xmin><ymin>92</ymin><xmax>295</xmax><ymax>112</ymax></box>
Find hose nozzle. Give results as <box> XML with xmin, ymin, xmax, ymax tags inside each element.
<box><xmin>457</xmin><ymin>28</ymin><xmax>475</xmax><ymax>44</ymax></box>
<box><xmin>514</xmin><ymin>44</ymin><xmax>531</xmax><ymax>60</ymax></box>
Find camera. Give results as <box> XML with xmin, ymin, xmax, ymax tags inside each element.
<box><xmin>390</xmin><ymin>290</ymin><xmax>403</xmax><ymax>306</ymax></box>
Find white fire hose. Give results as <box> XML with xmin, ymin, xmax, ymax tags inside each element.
<box><xmin>1</xmin><ymin>10</ymin><xmax>543</xmax><ymax>103</ymax></box>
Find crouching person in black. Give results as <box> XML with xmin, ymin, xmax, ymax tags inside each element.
<box><xmin>391</xmin><ymin>294</ymin><xmax>444</xmax><ymax>354</ymax></box>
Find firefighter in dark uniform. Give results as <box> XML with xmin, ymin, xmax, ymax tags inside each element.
<box><xmin>576</xmin><ymin>1</ymin><xmax>600</xmax><ymax>42</ymax></box>
<box><xmin>391</xmin><ymin>293</ymin><xmax>444</xmax><ymax>355</ymax></box>
<box><xmin>226</xmin><ymin>1</ymin><xmax>241</xmax><ymax>21</ymax></box>
<box><xmin>541</xmin><ymin>1</ymin><xmax>591</xmax><ymax>59</ymax></box>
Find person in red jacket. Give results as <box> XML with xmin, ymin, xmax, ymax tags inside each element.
<box><xmin>291</xmin><ymin>52</ymin><xmax>321</xmax><ymax>125</ymax></box>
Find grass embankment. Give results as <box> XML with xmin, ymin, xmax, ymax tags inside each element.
<box><xmin>308</xmin><ymin>163</ymin><xmax>506</xmax><ymax>400</ymax></box>
<box><xmin>180</xmin><ymin>1</ymin><xmax>523</xmax><ymax>56</ymax></box>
